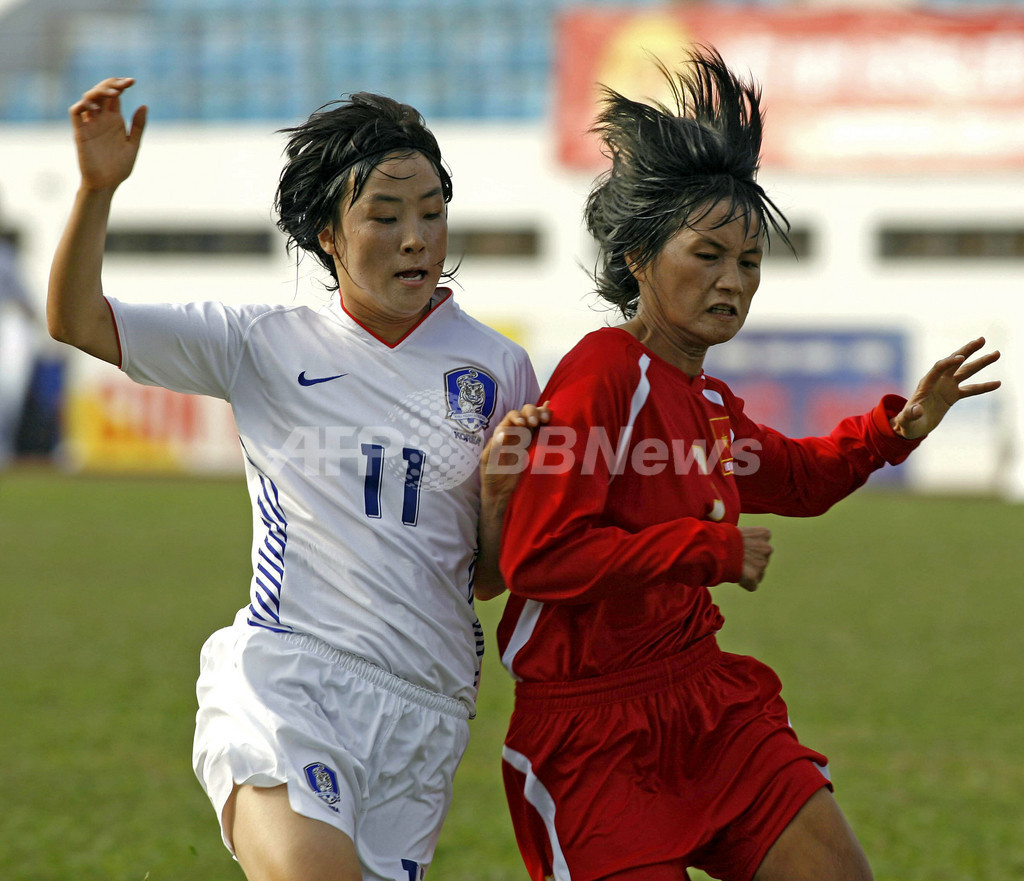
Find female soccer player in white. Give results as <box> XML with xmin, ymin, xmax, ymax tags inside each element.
<box><xmin>48</xmin><ymin>76</ymin><xmax>545</xmax><ymax>881</ymax></box>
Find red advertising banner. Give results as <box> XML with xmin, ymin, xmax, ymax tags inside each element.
<box><xmin>556</xmin><ymin>6</ymin><xmax>1024</xmax><ymax>173</ymax></box>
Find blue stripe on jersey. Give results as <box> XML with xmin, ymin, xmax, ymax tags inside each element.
<box><xmin>247</xmin><ymin>470</ymin><xmax>293</xmax><ymax>633</ymax></box>
<box><xmin>465</xmin><ymin>555</ymin><xmax>484</xmax><ymax>660</ymax></box>
<box><xmin>474</xmin><ymin>619</ymin><xmax>485</xmax><ymax>657</ymax></box>
<box><xmin>467</xmin><ymin>552</ymin><xmax>485</xmax><ymax>691</ymax></box>
<box><xmin>255</xmin><ymin>571</ymin><xmax>282</xmax><ymax>601</ymax></box>
<box><xmin>257</xmin><ymin>547</ymin><xmax>284</xmax><ymax>579</ymax></box>
<box><xmin>252</xmin><ymin>590</ymin><xmax>280</xmax><ymax>622</ymax></box>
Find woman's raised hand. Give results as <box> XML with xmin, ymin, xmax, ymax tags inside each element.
<box><xmin>69</xmin><ymin>77</ymin><xmax>147</xmax><ymax>192</ymax></box>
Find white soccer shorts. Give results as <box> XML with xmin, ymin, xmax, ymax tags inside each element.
<box><xmin>193</xmin><ymin>612</ymin><xmax>471</xmax><ymax>881</ymax></box>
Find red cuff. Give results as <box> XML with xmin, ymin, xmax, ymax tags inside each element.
<box><xmin>870</xmin><ymin>394</ymin><xmax>923</xmax><ymax>465</ymax></box>
<box><xmin>713</xmin><ymin>521</ymin><xmax>746</xmax><ymax>585</ymax></box>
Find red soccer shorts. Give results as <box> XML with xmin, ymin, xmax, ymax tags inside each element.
<box><xmin>501</xmin><ymin>636</ymin><xmax>832</xmax><ymax>881</ymax></box>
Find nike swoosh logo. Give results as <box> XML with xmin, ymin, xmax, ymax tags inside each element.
<box><xmin>297</xmin><ymin>371</ymin><xmax>348</xmax><ymax>386</ymax></box>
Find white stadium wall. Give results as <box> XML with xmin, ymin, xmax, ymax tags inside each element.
<box><xmin>2</xmin><ymin>121</ymin><xmax>1022</xmax><ymax>496</ymax></box>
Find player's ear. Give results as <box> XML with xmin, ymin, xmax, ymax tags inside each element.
<box><xmin>317</xmin><ymin>225</ymin><xmax>337</xmax><ymax>256</ymax></box>
<box><xmin>625</xmin><ymin>250</ymin><xmax>645</xmax><ymax>284</ymax></box>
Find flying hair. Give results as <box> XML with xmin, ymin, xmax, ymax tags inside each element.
<box><xmin>584</xmin><ymin>44</ymin><xmax>791</xmax><ymax>319</ymax></box>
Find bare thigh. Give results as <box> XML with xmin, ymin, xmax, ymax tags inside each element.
<box><xmin>227</xmin><ymin>783</ymin><xmax>363</xmax><ymax>881</ymax></box>
<box><xmin>752</xmin><ymin>788</ymin><xmax>873</xmax><ymax>881</ymax></box>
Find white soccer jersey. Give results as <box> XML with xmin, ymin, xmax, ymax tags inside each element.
<box><xmin>108</xmin><ymin>290</ymin><xmax>539</xmax><ymax>712</ymax></box>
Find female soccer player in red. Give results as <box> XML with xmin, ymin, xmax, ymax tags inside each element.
<box><xmin>496</xmin><ymin>46</ymin><xmax>1000</xmax><ymax>881</ymax></box>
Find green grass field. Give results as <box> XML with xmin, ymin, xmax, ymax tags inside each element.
<box><xmin>2</xmin><ymin>470</ymin><xmax>1022</xmax><ymax>880</ymax></box>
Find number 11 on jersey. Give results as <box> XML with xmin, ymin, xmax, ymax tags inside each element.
<box><xmin>361</xmin><ymin>443</ymin><xmax>425</xmax><ymax>526</ymax></box>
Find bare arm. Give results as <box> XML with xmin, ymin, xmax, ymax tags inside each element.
<box><xmin>474</xmin><ymin>402</ymin><xmax>551</xmax><ymax>601</ymax></box>
<box><xmin>47</xmin><ymin>77</ymin><xmax>147</xmax><ymax>364</ymax></box>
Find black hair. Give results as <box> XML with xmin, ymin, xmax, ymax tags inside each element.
<box><xmin>274</xmin><ymin>92</ymin><xmax>454</xmax><ymax>289</ymax></box>
<box><xmin>584</xmin><ymin>45</ymin><xmax>791</xmax><ymax>319</ymax></box>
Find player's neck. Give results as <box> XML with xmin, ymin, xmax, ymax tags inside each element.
<box><xmin>339</xmin><ymin>293</ymin><xmax>436</xmax><ymax>345</ymax></box>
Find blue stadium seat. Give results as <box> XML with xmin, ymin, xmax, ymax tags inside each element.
<box><xmin>0</xmin><ymin>71</ymin><xmax>50</xmax><ymax>121</ymax></box>
<box><xmin>23</xmin><ymin>0</ymin><xmax>1014</xmax><ymax>122</ymax></box>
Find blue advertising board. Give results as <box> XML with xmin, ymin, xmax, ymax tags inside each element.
<box><xmin>704</xmin><ymin>329</ymin><xmax>907</xmax><ymax>485</ymax></box>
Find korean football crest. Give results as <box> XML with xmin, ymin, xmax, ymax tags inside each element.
<box><xmin>444</xmin><ymin>367</ymin><xmax>497</xmax><ymax>433</ymax></box>
<box><xmin>304</xmin><ymin>761</ymin><xmax>341</xmax><ymax>812</ymax></box>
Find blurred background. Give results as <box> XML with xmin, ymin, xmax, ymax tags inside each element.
<box><xmin>2</xmin><ymin>4</ymin><xmax>1023</xmax><ymax>880</ymax></box>
<box><xmin>1</xmin><ymin>0</ymin><xmax>1023</xmax><ymax>495</ymax></box>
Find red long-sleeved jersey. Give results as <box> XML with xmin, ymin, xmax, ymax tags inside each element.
<box><xmin>497</xmin><ymin>327</ymin><xmax>919</xmax><ymax>683</ymax></box>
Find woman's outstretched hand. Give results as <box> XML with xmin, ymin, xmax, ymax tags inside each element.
<box><xmin>891</xmin><ymin>337</ymin><xmax>1001</xmax><ymax>441</ymax></box>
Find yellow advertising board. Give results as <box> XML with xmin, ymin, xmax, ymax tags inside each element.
<box><xmin>65</xmin><ymin>361</ymin><xmax>241</xmax><ymax>474</ymax></box>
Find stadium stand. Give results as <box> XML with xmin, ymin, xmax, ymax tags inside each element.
<box><xmin>3</xmin><ymin>0</ymin><xmax>1020</xmax><ymax>123</ymax></box>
